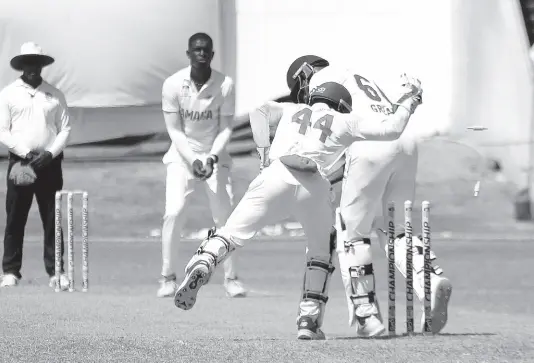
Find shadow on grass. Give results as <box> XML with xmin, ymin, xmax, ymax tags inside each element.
<box><xmin>245</xmin><ymin>290</ymin><xmax>287</xmax><ymax>298</ymax></box>
<box><xmin>331</xmin><ymin>332</ymin><xmax>497</xmax><ymax>340</ymax></box>
<box><xmin>231</xmin><ymin>338</ymin><xmax>286</xmax><ymax>342</ymax></box>
<box><xmin>437</xmin><ymin>332</ymin><xmax>497</xmax><ymax>337</ymax></box>
<box><xmin>228</xmin><ymin>332</ymin><xmax>498</xmax><ymax>342</ymax></box>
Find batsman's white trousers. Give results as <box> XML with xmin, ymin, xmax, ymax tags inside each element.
<box><xmin>221</xmin><ymin>159</ymin><xmax>333</xmax><ymax>250</ymax></box>
<box><xmin>339</xmin><ymin>140</ymin><xmax>418</xmax><ymax>241</ymax></box>
<box><xmin>161</xmin><ymin>151</ymin><xmax>238</xmax><ymax>279</ymax></box>
<box><xmin>219</xmin><ymin>159</ymin><xmax>334</xmax><ymax>323</ymax></box>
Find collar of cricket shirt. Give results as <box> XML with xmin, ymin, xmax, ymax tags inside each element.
<box><xmin>14</xmin><ymin>78</ymin><xmax>49</xmax><ymax>98</ymax></box>
<box><xmin>186</xmin><ymin>66</ymin><xmax>214</xmax><ymax>93</ymax></box>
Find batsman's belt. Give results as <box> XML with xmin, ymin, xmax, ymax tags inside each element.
<box><xmin>279</xmin><ymin>154</ymin><xmax>318</xmax><ymax>173</ymax></box>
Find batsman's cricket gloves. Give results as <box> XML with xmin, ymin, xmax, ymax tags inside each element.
<box><xmin>9</xmin><ymin>162</ymin><xmax>37</xmax><ymax>186</ymax></box>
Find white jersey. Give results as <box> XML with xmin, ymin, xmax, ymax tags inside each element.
<box><xmin>161</xmin><ymin>66</ymin><xmax>235</xmax><ymax>162</ymax></box>
<box><xmin>252</xmin><ymin>101</ymin><xmax>345</xmax><ymax>175</ymax></box>
<box><xmin>309</xmin><ymin>66</ymin><xmax>395</xmax><ymax>126</ymax></box>
<box><xmin>266</xmin><ymin>102</ymin><xmax>307</xmax><ymax>161</ymax></box>
<box><xmin>309</xmin><ymin>65</ymin><xmax>418</xmax><ymax>154</ymax></box>
<box><xmin>287</xmin><ymin>104</ymin><xmax>358</xmax><ymax>176</ymax></box>
<box><xmin>283</xmin><ymin>102</ymin><xmax>413</xmax><ymax>177</ymax></box>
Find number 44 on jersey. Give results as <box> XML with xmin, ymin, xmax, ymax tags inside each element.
<box><xmin>292</xmin><ymin>108</ymin><xmax>333</xmax><ymax>143</ymax></box>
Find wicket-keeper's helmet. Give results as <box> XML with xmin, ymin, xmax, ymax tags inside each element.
<box><xmin>286</xmin><ymin>55</ymin><xmax>329</xmax><ymax>103</ymax></box>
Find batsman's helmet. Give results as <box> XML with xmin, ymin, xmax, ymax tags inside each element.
<box><xmin>309</xmin><ymin>82</ymin><xmax>352</xmax><ymax>114</ymax></box>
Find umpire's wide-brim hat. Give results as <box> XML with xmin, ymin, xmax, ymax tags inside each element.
<box><xmin>10</xmin><ymin>42</ymin><xmax>55</xmax><ymax>71</ymax></box>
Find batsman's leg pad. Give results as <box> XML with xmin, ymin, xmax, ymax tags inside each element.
<box><xmin>338</xmin><ymin>238</ymin><xmax>380</xmax><ymax>326</ymax></box>
<box><xmin>298</xmin><ymin>256</ymin><xmax>335</xmax><ymax>328</ymax></box>
<box><xmin>185</xmin><ymin>228</ymin><xmax>236</xmax><ymax>283</ymax></box>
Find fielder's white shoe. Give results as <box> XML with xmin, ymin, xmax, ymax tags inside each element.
<box><xmin>421</xmin><ymin>275</ymin><xmax>453</xmax><ymax>334</ymax></box>
<box><xmin>174</xmin><ymin>262</ymin><xmax>210</xmax><ymax>310</ymax></box>
<box><xmin>224</xmin><ymin>278</ymin><xmax>247</xmax><ymax>298</ymax></box>
<box><xmin>157</xmin><ymin>274</ymin><xmax>177</xmax><ymax>298</ymax></box>
<box><xmin>297</xmin><ymin>316</ymin><xmax>326</xmax><ymax>340</ymax></box>
<box><xmin>49</xmin><ymin>274</ymin><xmax>69</xmax><ymax>291</ymax></box>
<box><xmin>1</xmin><ymin>274</ymin><xmax>19</xmax><ymax>287</ymax></box>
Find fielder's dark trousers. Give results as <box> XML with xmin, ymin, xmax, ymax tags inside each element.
<box><xmin>2</xmin><ymin>153</ymin><xmax>64</xmax><ymax>279</ymax></box>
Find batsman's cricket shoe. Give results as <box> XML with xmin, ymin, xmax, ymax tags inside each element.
<box><xmin>297</xmin><ymin>316</ymin><xmax>326</xmax><ymax>340</ymax></box>
<box><xmin>224</xmin><ymin>278</ymin><xmax>247</xmax><ymax>298</ymax></box>
<box><xmin>0</xmin><ymin>274</ymin><xmax>19</xmax><ymax>287</ymax></box>
<box><xmin>157</xmin><ymin>274</ymin><xmax>178</xmax><ymax>298</ymax></box>
<box><xmin>174</xmin><ymin>259</ymin><xmax>210</xmax><ymax>310</ymax></box>
<box><xmin>48</xmin><ymin>274</ymin><xmax>69</xmax><ymax>291</ymax></box>
<box><xmin>421</xmin><ymin>274</ymin><xmax>453</xmax><ymax>334</ymax></box>
<box><xmin>356</xmin><ymin>315</ymin><xmax>385</xmax><ymax>337</ymax></box>
<box><xmin>355</xmin><ymin>303</ymin><xmax>385</xmax><ymax>337</ymax></box>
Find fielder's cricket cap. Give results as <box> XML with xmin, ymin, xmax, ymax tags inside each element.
<box><xmin>10</xmin><ymin>42</ymin><xmax>55</xmax><ymax>71</ymax></box>
<box><xmin>286</xmin><ymin>55</ymin><xmax>329</xmax><ymax>90</ymax></box>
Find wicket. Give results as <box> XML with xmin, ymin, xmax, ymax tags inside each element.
<box><xmin>387</xmin><ymin>200</ymin><xmax>432</xmax><ymax>336</ymax></box>
<box><xmin>54</xmin><ymin>190</ymin><xmax>89</xmax><ymax>293</ymax></box>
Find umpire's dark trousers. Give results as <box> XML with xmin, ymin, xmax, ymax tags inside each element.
<box><xmin>2</xmin><ymin>153</ymin><xmax>64</xmax><ymax>279</ymax></box>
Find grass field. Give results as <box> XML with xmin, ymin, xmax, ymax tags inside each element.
<box><xmin>1</xmin><ymin>143</ymin><xmax>534</xmax><ymax>362</ymax></box>
<box><xmin>1</xmin><ymin>238</ymin><xmax>534</xmax><ymax>362</ymax></box>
